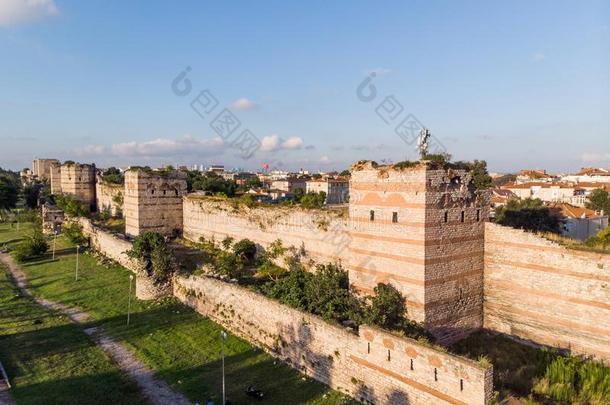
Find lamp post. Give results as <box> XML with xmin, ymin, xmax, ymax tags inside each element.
<box><xmin>220</xmin><ymin>330</ymin><xmax>228</xmax><ymax>405</ymax></box>
<box><xmin>52</xmin><ymin>230</ymin><xmax>58</xmax><ymax>260</ymax></box>
<box><xmin>127</xmin><ymin>274</ymin><xmax>134</xmax><ymax>325</ymax></box>
<box><xmin>75</xmin><ymin>245</ymin><xmax>80</xmax><ymax>281</ymax></box>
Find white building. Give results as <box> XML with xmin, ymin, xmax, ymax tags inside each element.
<box><xmin>306</xmin><ymin>178</ymin><xmax>349</xmax><ymax>204</ymax></box>
<box><xmin>549</xmin><ymin>203</ymin><xmax>608</xmax><ymax>241</ymax></box>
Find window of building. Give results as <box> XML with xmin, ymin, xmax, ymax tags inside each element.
<box><xmin>476</xmin><ymin>209</ymin><xmax>481</xmax><ymax>222</ymax></box>
<box><xmin>444</xmin><ymin>211</ymin><xmax>448</xmax><ymax>223</ymax></box>
<box><xmin>392</xmin><ymin>212</ymin><xmax>398</xmax><ymax>223</ymax></box>
<box><xmin>460</xmin><ymin>211</ymin><xmax>465</xmax><ymax>222</ymax></box>
<box><xmin>369</xmin><ymin>210</ymin><xmax>375</xmax><ymax>221</ymax></box>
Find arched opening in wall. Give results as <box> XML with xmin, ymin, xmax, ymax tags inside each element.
<box><xmin>460</xmin><ymin>379</ymin><xmax>464</xmax><ymax>391</ymax></box>
<box><xmin>476</xmin><ymin>209</ymin><xmax>481</xmax><ymax>221</ymax></box>
<box><xmin>163</xmin><ymin>190</ymin><xmax>166</xmax><ymax>195</ymax></box>
<box><xmin>387</xmin><ymin>350</ymin><xmax>391</xmax><ymax>361</ymax></box>
<box><xmin>392</xmin><ymin>212</ymin><xmax>398</xmax><ymax>223</ymax></box>
<box><xmin>460</xmin><ymin>211</ymin><xmax>465</xmax><ymax>222</ymax></box>
<box><xmin>410</xmin><ymin>359</ymin><xmax>414</xmax><ymax>370</ymax></box>
<box><xmin>444</xmin><ymin>211</ymin><xmax>448</xmax><ymax>223</ymax></box>
<box><xmin>369</xmin><ymin>210</ymin><xmax>375</xmax><ymax>221</ymax></box>
<box><xmin>434</xmin><ymin>368</ymin><xmax>438</xmax><ymax>381</ymax></box>
<box><xmin>367</xmin><ymin>342</ymin><xmax>370</xmax><ymax>354</ymax></box>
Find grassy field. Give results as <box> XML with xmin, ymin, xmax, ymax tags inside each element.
<box><xmin>0</xmin><ymin>263</ymin><xmax>145</xmax><ymax>405</ymax></box>
<box><xmin>0</xmin><ymin>223</ymin><xmax>354</xmax><ymax>405</ymax></box>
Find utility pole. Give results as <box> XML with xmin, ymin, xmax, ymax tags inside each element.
<box><xmin>75</xmin><ymin>245</ymin><xmax>80</xmax><ymax>281</ymax></box>
<box><xmin>220</xmin><ymin>330</ymin><xmax>228</xmax><ymax>404</ymax></box>
<box><xmin>127</xmin><ymin>274</ymin><xmax>134</xmax><ymax>325</ymax></box>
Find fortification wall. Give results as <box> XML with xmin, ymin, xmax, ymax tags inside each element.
<box><xmin>96</xmin><ymin>180</ymin><xmax>123</xmax><ymax>216</ymax></box>
<box><xmin>484</xmin><ymin>223</ymin><xmax>610</xmax><ymax>361</ymax></box>
<box><xmin>175</xmin><ymin>274</ymin><xmax>493</xmax><ymax>405</ymax></box>
<box><xmin>124</xmin><ymin>170</ymin><xmax>187</xmax><ymax>237</ymax></box>
<box><xmin>183</xmin><ymin>196</ymin><xmax>351</xmax><ymax>266</ymax></box>
<box><xmin>60</xmin><ymin>163</ymin><xmax>96</xmax><ymax>209</ymax></box>
<box><xmin>77</xmin><ymin>217</ymin><xmax>138</xmax><ymax>271</ymax></box>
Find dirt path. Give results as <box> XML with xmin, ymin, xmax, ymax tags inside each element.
<box><xmin>0</xmin><ymin>253</ymin><xmax>191</xmax><ymax>405</ymax></box>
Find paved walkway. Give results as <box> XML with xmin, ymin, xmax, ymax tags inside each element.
<box><xmin>0</xmin><ymin>253</ymin><xmax>191</xmax><ymax>405</ymax></box>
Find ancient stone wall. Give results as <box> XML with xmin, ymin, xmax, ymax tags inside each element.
<box><xmin>124</xmin><ymin>170</ymin><xmax>187</xmax><ymax>237</ymax></box>
<box><xmin>96</xmin><ymin>179</ymin><xmax>123</xmax><ymax>216</ymax></box>
<box><xmin>32</xmin><ymin>158</ymin><xmax>60</xmax><ymax>181</ymax></box>
<box><xmin>50</xmin><ymin>162</ymin><xmax>62</xmax><ymax>194</ymax></box>
<box><xmin>484</xmin><ymin>223</ymin><xmax>610</xmax><ymax>361</ymax></box>
<box><xmin>183</xmin><ymin>196</ymin><xmax>351</xmax><ymax>266</ymax></box>
<box><xmin>77</xmin><ymin>217</ymin><xmax>138</xmax><ymax>270</ymax></box>
<box><xmin>60</xmin><ymin>163</ymin><xmax>96</xmax><ymax>210</ymax></box>
<box><xmin>175</xmin><ymin>275</ymin><xmax>493</xmax><ymax>405</ymax></box>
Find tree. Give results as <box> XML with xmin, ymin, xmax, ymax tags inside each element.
<box><xmin>585</xmin><ymin>226</ymin><xmax>610</xmax><ymax>250</ymax></box>
<box><xmin>469</xmin><ymin>160</ymin><xmax>493</xmax><ymax>190</ymax></box>
<box><xmin>232</xmin><ymin>238</ymin><xmax>257</xmax><ymax>265</ymax></box>
<box><xmin>494</xmin><ymin>198</ymin><xmax>562</xmax><ymax>233</ymax></box>
<box><xmin>14</xmin><ymin>228</ymin><xmax>49</xmax><ymax>262</ymax></box>
<box><xmin>55</xmin><ymin>194</ymin><xmax>88</xmax><ymax>217</ymax></box>
<box><xmin>101</xmin><ymin>167</ymin><xmax>124</xmax><ymax>184</ymax></box>
<box><xmin>339</xmin><ymin>170</ymin><xmax>350</xmax><ymax>177</ymax></box>
<box><xmin>62</xmin><ymin>222</ymin><xmax>88</xmax><ymax>245</ymax></box>
<box><xmin>22</xmin><ymin>183</ymin><xmax>43</xmax><ymax>209</ymax></box>
<box><xmin>293</xmin><ymin>187</ymin><xmax>305</xmax><ymax>202</ymax></box>
<box><xmin>300</xmin><ymin>191</ymin><xmax>326</xmax><ymax>208</ymax></box>
<box><xmin>0</xmin><ymin>168</ymin><xmax>20</xmax><ymax>210</ymax></box>
<box><xmin>127</xmin><ymin>232</ymin><xmax>175</xmax><ymax>284</ymax></box>
<box><xmin>366</xmin><ymin>283</ymin><xmax>406</xmax><ymax>330</ymax></box>
<box><xmin>586</xmin><ymin>189</ymin><xmax>610</xmax><ymax>213</ymax></box>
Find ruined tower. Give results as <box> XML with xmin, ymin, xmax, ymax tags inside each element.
<box><xmin>60</xmin><ymin>162</ymin><xmax>96</xmax><ymax>211</ymax></box>
<box><xmin>124</xmin><ymin>169</ymin><xmax>187</xmax><ymax>237</ymax></box>
<box><xmin>50</xmin><ymin>161</ymin><xmax>62</xmax><ymax>194</ymax></box>
<box><xmin>348</xmin><ymin>160</ymin><xmax>489</xmax><ymax>342</ymax></box>
<box><xmin>32</xmin><ymin>158</ymin><xmax>60</xmax><ymax>181</ymax></box>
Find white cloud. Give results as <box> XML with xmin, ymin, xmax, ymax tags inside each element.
<box><xmin>319</xmin><ymin>155</ymin><xmax>331</xmax><ymax>164</ymax></box>
<box><xmin>260</xmin><ymin>134</ymin><xmax>280</xmax><ymax>152</ymax></box>
<box><xmin>0</xmin><ymin>0</ymin><xmax>59</xmax><ymax>27</ymax></box>
<box><xmin>581</xmin><ymin>152</ymin><xmax>610</xmax><ymax>163</ymax></box>
<box><xmin>230</xmin><ymin>97</ymin><xmax>257</xmax><ymax>111</ymax></box>
<box><xmin>532</xmin><ymin>52</ymin><xmax>546</xmax><ymax>62</ymax></box>
<box><xmin>75</xmin><ymin>135</ymin><xmax>225</xmax><ymax>158</ymax></box>
<box><xmin>281</xmin><ymin>136</ymin><xmax>303</xmax><ymax>150</ymax></box>
<box><xmin>260</xmin><ymin>134</ymin><xmax>304</xmax><ymax>152</ymax></box>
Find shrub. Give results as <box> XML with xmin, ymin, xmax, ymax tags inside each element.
<box><xmin>232</xmin><ymin>239</ymin><xmax>257</xmax><ymax>266</ymax></box>
<box><xmin>215</xmin><ymin>251</ymin><xmax>244</xmax><ymax>279</ymax></box>
<box><xmin>127</xmin><ymin>232</ymin><xmax>175</xmax><ymax>284</ymax></box>
<box><xmin>366</xmin><ymin>283</ymin><xmax>406</xmax><ymax>330</ymax></box>
<box><xmin>55</xmin><ymin>194</ymin><xmax>88</xmax><ymax>217</ymax></box>
<box><xmin>62</xmin><ymin>222</ymin><xmax>88</xmax><ymax>245</ymax></box>
<box><xmin>256</xmin><ymin>260</ymin><xmax>287</xmax><ymax>282</ymax></box>
<box><xmin>299</xmin><ymin>191</ymin><xmax>326</xmax><ymax>208</ymax></box>
<box><xmin>14</xmin><ymin>229</ymin><xmax>48</xmax><ymax>262</ymax></box>
<box><xmin>221</xmin><ymin>236</ymin><xmax>234</xmax><ymax>250</ymax></box>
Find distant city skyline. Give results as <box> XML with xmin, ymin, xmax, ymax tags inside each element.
<box><xmin>1</xmin><ymin>1</ymin><xmax>609</xmax><ymax>173</ymax></box>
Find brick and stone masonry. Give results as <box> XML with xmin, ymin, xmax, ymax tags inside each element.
<box><xmin>484</xmin><ymin>222</ymin><xmax>610</xmax><ymax>361</ymax></box>
<box><xmin>32</xmin><ymin>158</ymin><xmax>60</xmax><ymax>181</ymax></box>
<box><xmin>96</xmin><ymin>177</ymin><xmax>124</xmax><ymax>216</ymax></box>
<box><xmin>49</xmin><ymin>162</ymin><xmax>62</xmax><ymax>194</ymax></box>
<box><xmin>124</xmin><ymin>169</ymin><xmax>187</xmax><ymax>237</ymax></box>
<box><xmin>348</xmin><ymin>161</ymin><xmax>489</xmax><ymax>342</ymax></box>
<box><xmin>60</xmin><ymin>162</ymin><xmax>96</xmax><ymax>210</ymax></box>
<box><xmin>77</xmin><ymin>217</ymin><xmax>495</xmax><ymax>404</ymax></box>
<box><xmin>183</xmin><ymin>161</ymin><xmax>490</xmax><ymax>343</ymax></box>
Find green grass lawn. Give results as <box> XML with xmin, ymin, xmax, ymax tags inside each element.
<box><xmin>0</xmin><ymin>263</ymin><xmax>145</xmax><ymax>405</ymax></box>
<box><xmin>0</xmin><ymin>223</ymin><xmax>354</xmax><ymax>405</ymax></box>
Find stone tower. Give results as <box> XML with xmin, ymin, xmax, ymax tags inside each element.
<box><xmin>124</xmin><ymin>169</ymin><xmax>188</xmax><ymax>237</ymax></box>
<box><xmin>348</xmin><ymin>160</ymin><xmax>489</xmax><ymax>342</ymax></box>
<box><xmin>32</xmin><ymin>158</ymin><xmax>60</xmax><ymax>181</ymax></box>
<box><xmin>60</xmin><ymin>162</ymin><xmax>96</xmax><ymax>211</ymax></box>
<box><xmin>50</xmin><ymin>161</ymin><xmax>62</xmax><ymax>194</ymax></box>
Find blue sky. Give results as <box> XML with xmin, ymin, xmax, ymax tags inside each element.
<box><xmin>0</xmin><ymin>0</ymin><xmax>608</xmax><ymax>173</ymax></box>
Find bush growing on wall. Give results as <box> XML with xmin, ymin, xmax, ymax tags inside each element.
<box><xmin>494</xmin><ymin>198</ymin><xmax>562</xmax><ymax>234</ymax></box>
<box><xmin>232</xmin><ymin>239</ymin><xmax>257</xmax><ymax>265</ymax></box>
<box><xmin>55</xmin><ymin>194</ymin><xmax>88</xmax><ymax>217</ymax></box>
<box><xmin>127</xmin><ymin>232</ymin><xmax>175</xmax><ymax>284</ymax></box>
<box><xmin>365</xmin><ymin>283</ymin><xmax>406</xmax><ymax>330</ymax></box>
<box><xmin>62</xmin><ymin>222</ymin><xmax>88</xmax><ymax>246</ymax></box>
